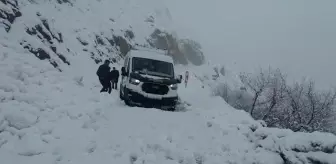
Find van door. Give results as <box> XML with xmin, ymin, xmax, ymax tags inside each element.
<box><xmin>121</xmin><ymin>57</ymin><xmax>131</xmax><ymax>90</ymax></box>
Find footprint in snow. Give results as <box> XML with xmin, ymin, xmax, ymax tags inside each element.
<box><xmin>222</xmin><ymin>130</ymin><xmax>229</xmax><ymax>136</ymax></box>
<box><xmin>86</xmin><ymin>141</ymin><xmax>97</xmax><ymax>153</ymax></box>
<box><xmin>129</xmin><ymin>153</ymin><xmax>138</xmax><ymax>164</ymax></box>
<box><xmin>206</xmin><ymin>121</ymin><xmax>213</xmax><ymax>128</ymax></box>
<box><xmin>166</xmin><ymin>135</ymin><xmax>173</xmax><ymax>143</ymax></box>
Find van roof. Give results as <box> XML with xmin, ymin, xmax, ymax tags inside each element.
<box><xmin>127</xmin><ymin>50</ymin><xmax>174</xmax><ymax>63</ymax></box>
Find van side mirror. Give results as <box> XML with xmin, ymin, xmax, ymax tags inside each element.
<box><xmin>176</xmin><ymin>75</ymin><xmax>182</xmax><ymax>83</ymax></box>
<box><xmin>121</xmin><ymin>67</ymin><xmax>127</xmax><ymax>76</ymax></box>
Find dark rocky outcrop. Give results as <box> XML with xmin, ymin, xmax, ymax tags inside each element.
<box><xmin>147</xmin><ymin>29</ymin><xmax>205</xmax><ymax>66</ymax></box>
<box><xmin>124</xmin><ymin>29</ymin><xmax>135</xmax><ymax>40</ymax></box>
<box><xmin>77</xmin><ymin>37</ymin><xmax>89</xmax><ymax>46</ymax></box>
<box><xmin>113</xmin><ymin>35</ymin><xmax>131</xmax><ymax>57</ymax></box>
<box><xmin>178</xmin><ymin>39</ymin><xmax>205</xmax><ymax>66</ymax></box>
<box><xmin>1</xmin><ymin>0</ymin><xmax>202</xmax><ymax>70</ymax></box>
<box><xmin>20</xmin><ymin>40</ymin><xmax>60</xmax><ymax>71</ymax></box>
<box><xmin>147</xmin><ymin>29</ymin><xmax>188</xmax><ymax>65</ymax></box>
<box><xmin>25</xmin><ymin>20</ymin><xmax>63</xmax><ymax>45</ymax></box>
<box><xmin>95</xmin><ymin>35</ymin><xmax>105</xmax><ymax>46</ymax></box>
<box><xmin>88</xmin><ymin>31</ymin><xmax>132</xmax><ymax>64</ymax></box>
<box><xmin>23</xmin><ymin>16</ymin><xmax>70</xmax><ymax>70</ymax></box>
<box><xmin>56</xmin><ymin>0</ymin><xmax>73</xmax><ymax>5</ymax></box>
<box><xmin>0</xmin><ymin>0</ymin><xmax>22</xmax><ymax>32</ymax></box>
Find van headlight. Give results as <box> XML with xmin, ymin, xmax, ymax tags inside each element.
<box><xmin>130</xmin><ymin>78</ymin><xmax>140</xmax><ymax>85</ymax></box>
<box><xmin>169</xmin><ymin>84</ymin><xmax>178</xmax><ymax>90</ymax></box>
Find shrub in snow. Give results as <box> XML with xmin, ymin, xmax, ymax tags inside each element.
<box><xmin>208</xmin><ymin>66</ymin><xmax>254</xmax><ymax>112</ymax></box>
<box><xmin>209</xmin><ymin>65</ymin><xmax>336</xmax><ymax>134</ymax></box>
<box><xmin>238</xmin><ymin>67</ymin><xmax>336</xmax><ymax>134</ymax></box>
<box><xmin>215</xmin><ymin>82</ymin><xmax>253</xmax><ymax>112</ymax></box>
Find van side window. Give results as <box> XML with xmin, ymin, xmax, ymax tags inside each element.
<box><xmin>126</xmin><ymin>58</ymin><xmax>130</xmax><ymax>73</ymax></box>
<box><xmin>124</xmin><ymin>56</ymin><xmax>128</xmax><ymax>67</ymax></box>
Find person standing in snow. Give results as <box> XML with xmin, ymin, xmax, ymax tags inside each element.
<box><xmin>110</xmin><ymin>67</ymin><xmax>119</xmax><ymax>90</ymax></box>
<box><xmin>185</xmin><ymin>71</ymin><xmax>189</xmax><ymax>88</ymax></box>
<box><xmin>96</xmin><ymin>60</ymin><xmax>112</xmax><ymax>93</ymax></box>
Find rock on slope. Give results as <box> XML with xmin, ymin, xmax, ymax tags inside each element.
<box><xmin>0</xmin><ymin>0</ymin><xmax>21</xmax><ymax>32</ymax></box>
<box><xmin>0</xmin><ymin>0</ymin><xmax>205</xmax><ymax>72</ymax></box>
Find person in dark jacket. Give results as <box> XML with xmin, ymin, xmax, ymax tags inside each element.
<box><xmin>110</xmin><ymin>67</ymin><xmax>120</xmax><ymax>90</ymax></box>
<box><xmin>96</xmin><ymin>60</ymin><xmax>112</xmax><ymax>93</ymax></box>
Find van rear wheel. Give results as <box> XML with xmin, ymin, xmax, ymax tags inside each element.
<box><xmin>119</xmin><ymin>90</ymin><xmax>124</xmax><ymax>100</ymax></box>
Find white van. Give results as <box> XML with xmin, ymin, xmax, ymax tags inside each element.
<box><xmin>119</xmin><ymin>50</ymin><xmax>182</xmax><ymax>111</ymax></box>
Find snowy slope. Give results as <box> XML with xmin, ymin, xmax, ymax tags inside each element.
<box><xmin>1</xmin><ymin>0</ymin><xmax>336</xmax><ymax>164</ymax></box>
<box><xmin>1</xmin><ymin>0</ymin><xmax>174</xmax><ymax>72</ymax></box>
<box><xmin>1</xmin><ymin>40</ymin><xmax>336</xmax><ymax>163</ymax></box>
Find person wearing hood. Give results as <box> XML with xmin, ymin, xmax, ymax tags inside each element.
<box><xmin>96</xmin><ymin>60</ymin><xmax>112</xmax><ymax>93</ymax></box>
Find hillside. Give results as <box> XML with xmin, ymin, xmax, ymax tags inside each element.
<box><xmin>1</xmin><ymin>0</ymin><xmax>336</xmax><ymax>164</ymax></box>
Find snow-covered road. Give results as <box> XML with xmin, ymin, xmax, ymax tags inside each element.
<box><xmin>0</xmin><ymin>47</ymin><xmax>271</xmax><ymax>164</ymax></box>
<box><xmin>1</xmin><ymin>43</ymin><xmax>336</xmax><ymax>164</ymax></box>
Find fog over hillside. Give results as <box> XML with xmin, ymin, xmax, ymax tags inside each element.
<box><xmin>164</xmin><ymin>0</ymin><xmax>336</xmax><ymax>89</ymax></box>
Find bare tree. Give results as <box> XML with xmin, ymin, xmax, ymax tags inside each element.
<box><xmin>239</xmin><ymin>67</ymin><xmax>271</xmax><ymax>116</ymax></box>
<box><xmin>291</xmin><ymin>81</ymin><xmax>336</xmax><ymax>132</ymax></box>
<box><xmin>238</xmin><ymin>67</ymin><xmax>287</xmax><ymax>119</ymax></box>
<box><xmin>235</xmin><ymin>67</ymin><xmax>336</xmax><ymax>134</ymax></box>
<box><xmin>260</xmin><ymin>69</ymin><xmax>287</xmax><ymax>121</ymax></box>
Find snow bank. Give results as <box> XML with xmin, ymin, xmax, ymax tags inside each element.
<box><xmin>252</xmin><ymin>128</ymin><xmax>336</xmax><ymax>163</ymax></box>
<box><xmin>176</xmin><ymin>64</ymin><xmax>336</xmax><ymax>164</ymax></box>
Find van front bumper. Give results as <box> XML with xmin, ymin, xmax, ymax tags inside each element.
<box><xmin>127</xmin><ymin>89</ymin><xmax>178</xmax><ymax>109</ymax></box>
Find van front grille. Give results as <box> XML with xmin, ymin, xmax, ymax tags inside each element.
<box><xmin>141</xmin><ymin>83</ymin><xmax>169</xmax><ymax>95</ymax></box>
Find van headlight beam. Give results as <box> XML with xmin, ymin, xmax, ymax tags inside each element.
<box><xmin>130</xmin><ymin>78</ymin><xmax>140</xmax><ymax>85</ymax></box>
<box><xmin>169</xmin><ymin>84</ymin><xmax>178</xmax><ymax>90</ymax></box>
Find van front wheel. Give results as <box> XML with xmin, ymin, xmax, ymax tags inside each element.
<box><xmin>123</xmin><ymin>88</ymin><xmax>133</xmax><ymax>107</ymax></box>
<box><xmin>119</xmin><ymin>89</ymin><xmax>124</xmax><ymax>100</ymax></box>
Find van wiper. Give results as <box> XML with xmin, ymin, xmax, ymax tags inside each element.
<box><xmin>137</xmin><ymin>70</ymin><xmax>172</xmax><ymax>78</ymax></box>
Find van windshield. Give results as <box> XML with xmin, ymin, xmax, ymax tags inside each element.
<box><xmin>132</xmin><ymin>57</ymin><xmax>174</xmax><ymax>78</ymax></box>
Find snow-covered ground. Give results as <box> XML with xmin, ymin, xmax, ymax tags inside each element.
<box><xmin>1</xmin><ymin>0</ymin><xmax>336</xmax><ymax>164</ymax></box>
<box><xmin>1</xmin><ymin>41</ymin><xmax>336</xmax><ymax>164</ymax></box>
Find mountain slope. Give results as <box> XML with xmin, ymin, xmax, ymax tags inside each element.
<box><xmin>3</xmin><ymin>0</ymin><xmax>169</xmax><ymax>68</ymax></box>
<box><xmin>1</xmin><ymin>41</ymin><xmax>336</xmax><ymax>163</ymax></box>
<box><xmin>1</xmin><ymin>0</ymin><xmax>204</xmax><ymax>71</ymax></box>
<box><xmin>1</xmin><ymin>0</ymin><xmax>336</xmax><ymax>164</ymax></box>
